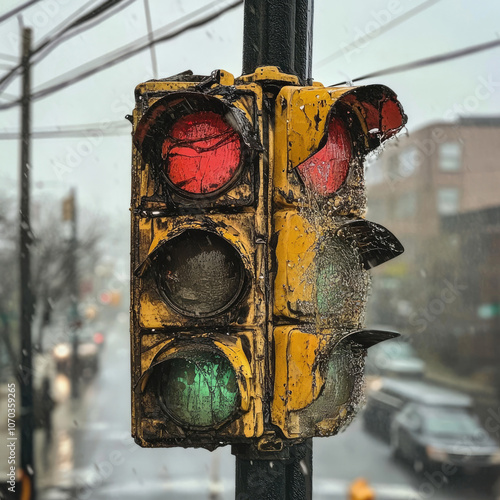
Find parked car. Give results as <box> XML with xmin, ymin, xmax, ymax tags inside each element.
<box><xmin>364</xmin><ymin>337</ymin><xmax>425</xmax><ymax>379</ymax></box>
<box><xmin>391</xmin><ymin>402</ymin><xmax>500</xmax><ymax>474</ymax></box>
<box><xmin>363</xmin><ymin>378</ymin><xmax>472</xmax><ymax>440</ymax></box>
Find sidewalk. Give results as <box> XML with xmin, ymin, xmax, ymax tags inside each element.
<box><xmin>0</xmin><ymin>367</ymin><xmax>95</xmax><ymax>496</ymax></box>
<box><xmin>36</xmin><ymin>374</ymin><xmax>94</xmax><ymax>496</ymax></box>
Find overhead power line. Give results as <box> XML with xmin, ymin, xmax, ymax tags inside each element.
<box><xmin>32</xmin><ymin>0</ymin><xmax>242</xmax><ymax>99</ymax></box>
<box><xmin>0</xmin><ymin>0</ymin><xmax>242</xmax><ymax>110</ymax></box>
<box><xmin>33</xmin><ymin>0</ymin><xmax>136</xmax><ymax>62</ymax></box>
<box><xmin>0</xmin><ymin>0</ymin><xmax>134</xmax><ymax>93</ymax></box>
<box><xmin>0</xmin><ymin>0</ymin><xmax>43</xmax><ymax>24</ymax></box>
<box><xmin>0</xmin><ymin>120</ymin><xmax>129</xmax><ymax>140</ymax></box>
<box><xmin>331</xmin><ymin>38</ymin><xmax>500</xmax><ymax>86</ymax></box>
<box><xmin>0</xmin><ymin>52</ymin><xmax>18</xmax><ymax>62</ymax></box>
<box><xmin>316</xmin><ymin>0</ymin><xmax>444</xmax><ymax>68</ymax></box>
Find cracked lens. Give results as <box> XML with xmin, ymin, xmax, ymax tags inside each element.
<box><xmin>296</xmin><ymin>116</ymin><xmax>352</xmax><ymax>197</ymax></box>
<box><xmin>159</xmin><ymin>352</ymin><xmax>238</xmax><ymax>428</ymax></box>
<box><xmin>162</xmin><ymin>111</ymin><xmax>241</xmax><ymax>194</ymax></box>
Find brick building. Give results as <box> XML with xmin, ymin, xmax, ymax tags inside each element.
<box><xmin>365</xmin><ymin>117</ymin><xmax>500</xmax><ymax>379</ymax></box>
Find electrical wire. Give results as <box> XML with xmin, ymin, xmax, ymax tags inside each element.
<box><xmin>32</xmin><ymin>0</ymin><xmax>105</xmax><ymax>60</ymax></box>
<box><xmin>0</xmin><ymin>0</ymin><xmax>134</xmax><ymax>93</ymax></box>
<box><xmin>34</xmin><ymin>0</ymin><xmax>242</xmax><ymax>97</ymax></box>
<box><xmin>0</xmin><ymin>92</ymin><xmax>18</xmax><ymax>102</ymax></box>
<box><xmin>33</xmin><ymin>0</ymin><xmax>136</xmax><ymax>63</ymax></box>
<box><xmin>0</xmin><ymin>0</ymin><xmax>43</xmax><ymax>25</ymax></box>
<box><xmin>316</xmin><ymin>0</ymin><xmax>444</xmax><ymax>68</ymax></box>
<box><xmin>331</xmin><ymin>37</ymin><xmax>500</xmax><ymax>86</ymax></box>
<box><xmin>0</xmin><ymin>120</ymin><xmax>129</xmax><ymax>140</ymax></box>
<box><xmin>0</xmin><ymin>52</ymin><xmax>18</xmax><ymax>62</ymax></box>
<box><xmin>0</xmin><ymin>0</ymin><xmax>242</xmax><ymax>110</ymax></box>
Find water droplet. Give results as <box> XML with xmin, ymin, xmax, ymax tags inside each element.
<box><xmin>299</xmin><ymin>459</ymin><xmax>308</xmax><ymax>476</ymax></box>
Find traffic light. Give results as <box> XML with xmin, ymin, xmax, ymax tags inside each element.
<box><xmin>130</xmin><ymin>70</ymin><xmax>267</xmax><ymax>449</ymax></box>
<box><xmin>130</xmin><ymin>67</ymin><xmax>407</xmax><ymax>449</ymax></box>
<box><xmin>271</xmin><ymin>83</ymin><xmax>406</xmax><ymax>439</ymax></box>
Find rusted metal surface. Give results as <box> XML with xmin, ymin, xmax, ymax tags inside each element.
<box><xmin>130</xmin><ymin>70</ymin><xmax>267</xmax><ymax>449</ymax></box>
<box><xmin>129</xmin><ymin>66</ymin><xmax>407</xmax><ymax>451</ymax></box>
<box><xmin>271</xmin><ymin>79</ymin><xmax>406</xmax><ymax>439</ymax></box>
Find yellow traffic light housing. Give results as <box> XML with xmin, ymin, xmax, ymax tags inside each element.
<box><xmin>130</xmin><ymin>70</ymin><xmax>266</xmax><ymax>449</ymax></box>
<box><xmin>130</xmin><ymin>67</ymin><xmax>407</xmax><ymax>449</ymax></box>
<box><xmin>271</xmin><ymin>82</ymin><xmax>406</xmax><ymax>440</ymax></box>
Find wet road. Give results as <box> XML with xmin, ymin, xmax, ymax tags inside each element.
<box><xmin>40</xmin><ymin>317</ymin><xmax>498</xmax><ymax>500</ymax></box>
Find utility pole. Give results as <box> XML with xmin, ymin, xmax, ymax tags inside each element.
<box><xmin>18</xmin><ymin>26</ymin><xmax>36</xmax><ymax>500</ymax></box>
<box><xmin>63</xmin><ymin>189</ymin><xmax>80</xmax><ymax>399</ymax></box>
<box><xmin>236</xmin><ymin>1</ymin><xmax>314</xmax><ymax>498</ymax></box>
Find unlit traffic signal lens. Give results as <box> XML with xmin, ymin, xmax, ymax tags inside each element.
<box><xmin>162</xmin><ymin>111</ymin><xmax>242</xmax><ymax>195</ymax></box>
<box><xmin>316</xmin><ymin>238</ymin><xmax>366</xmax><ymax>317</ymax></box>
<box><xmin>156</xmin><ymin>229</ymin><xmax>246</xmax><ymax>317</ymax></box>
<box><xmin>157</xmin><ymin>351</ymin><xmax>239</xmax><ymax>428</ymax></box>
<box><xmin>297</xmin><ymin>117</ymin><xmax>352</xmax><ymax>196</ymax></box>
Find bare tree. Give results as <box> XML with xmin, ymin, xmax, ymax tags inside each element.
<box><xmin>0</xmin><ymin>192</ymin><xmax>104</xmax><ymax>370</ymax></box>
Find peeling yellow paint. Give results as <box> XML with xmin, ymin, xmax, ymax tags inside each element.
<box><xmin>274</xmin><ymin>212</ymin><xmax>316</xmax><ymax>320</ymax></box>
<box><xmin>131</xmin><ymin>67</ymin><xmax>405</xmax><ymax>447</ymax></box>
<box><xmin>131</xmin><ymin>71</ymin><xmax>267</xmax><ymax>448</ymax></box>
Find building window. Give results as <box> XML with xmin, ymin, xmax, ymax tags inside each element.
<box><xmin>398</xmin><ymin>146</ymin><xmax>420</xmax><ymax>177</ymax></box>
<box><xmin>437</xmin><ymin>187</ymin><xmax>460</xmax><ymax>215</ymax></box>
<box><xmin>396</xmin><ymin>192</ymin><xmax>417</xmax><ymax>219</ymax></box>
<box><xmin>439</xmin><ymin>142</ymin><xmax>462</xmax><ymax>172</ymax></box>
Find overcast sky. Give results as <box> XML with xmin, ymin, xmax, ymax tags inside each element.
<box><xmin>1</xmin><ymin>0</ymin><xmax>499</xmax><ymax>244</ymax></box>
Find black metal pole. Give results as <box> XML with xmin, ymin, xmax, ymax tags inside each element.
<box><xmin>238</xmin><ymin>2</ymin><xmax>314</xmax><ymax>498</ymax></box>
<box><xmin>18</xmin><ymin>26</ymin><xmax>36</xmax><ymax>499</ymax></box>
<box><xmin>242</xmin><ymin>0</ymin><xmax>314</xmax><ymax>84</ymax></box>
<box><xmin>234</xmin><ymin>440</ymin><xmax>312</xmax><ymax>500</ymax></box>
<box><xmin>293</xmin><ymin>0</ymin><xmax>314</xmax><ymax>85</ymax></box>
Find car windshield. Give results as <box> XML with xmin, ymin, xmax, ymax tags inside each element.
<box><xmin>422</xmin><ymin>409</ymin><xmax>482</xmax><ymax>438</ymax></box>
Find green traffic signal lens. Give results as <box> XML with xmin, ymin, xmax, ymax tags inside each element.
<box><xmin>155</xmin><ymin>229</ymin><xmax>246</xmax><ymax>317</ymax></box>
<box><xmin>316</xmin><ymin>238</ymin><xmax>368</xmax><ymax>323</ymax></box>
<box><xmin>158</xmin><ymin>351</ymin><xmax>239</xmax><ymax>428</ymax></box>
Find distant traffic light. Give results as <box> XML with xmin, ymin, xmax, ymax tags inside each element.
<box><xmin>130</xmin><ymin>67</ymin><xmax>406</xmax><ymax>449</ymax></box>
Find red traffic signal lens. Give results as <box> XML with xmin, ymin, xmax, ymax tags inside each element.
<box><xmin>155</xmin><ymin>229</ymin><xmax>246</xmax><ymax>317</ymax></box>
<box><xmin>297</xmin><ymin>117</ymin><xmax>351</xmax><ymax>197</ymax></box>
<box><xmin>162</xmin><ymin>111</ymin><xmax>242</xmax><ymax>195</ymax></box>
